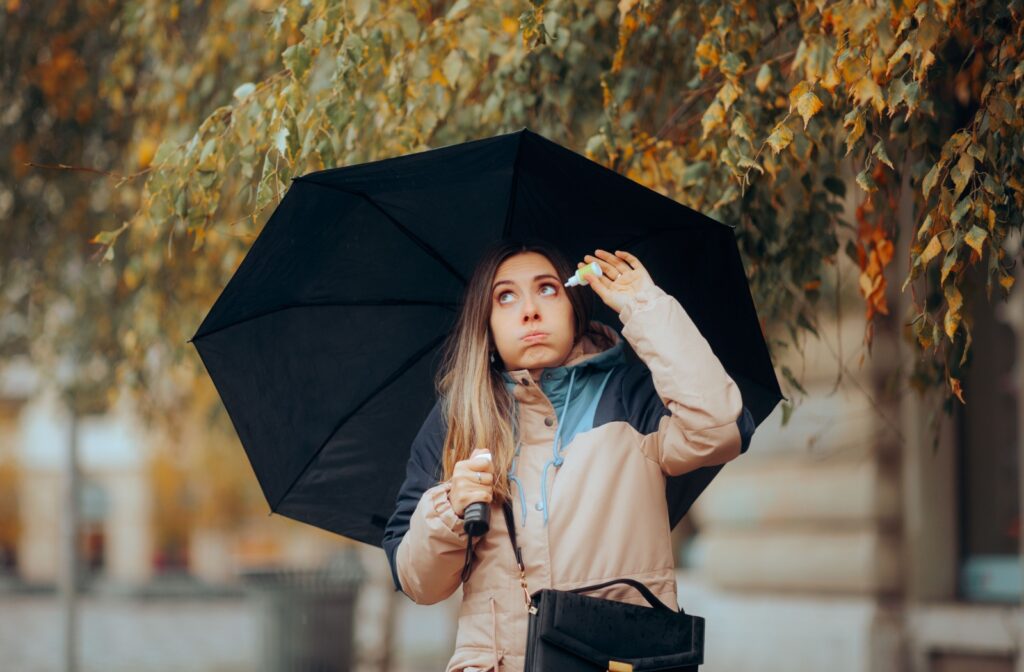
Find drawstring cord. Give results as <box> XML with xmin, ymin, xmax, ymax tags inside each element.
<box><xmin>508</xmin><ymin>444</ymin><xmax>527</xmax><ymax>524</ymax></box>
<box><xmin>507</xmin><ymin>395</ymin><xmax>528</xmax><ymax>523</ymax></box>
<box><xmin>538</xmin><ymin>368</ymin><xmax>577</xmax><ymax>525</ymax></box>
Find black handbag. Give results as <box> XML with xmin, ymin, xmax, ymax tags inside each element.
<box><xmin>502</xmin><ymin>503</ymin><xmax>705</xmax><ymax>672</ymax></box>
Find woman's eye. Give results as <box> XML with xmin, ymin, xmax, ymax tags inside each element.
<box><xmin>497</xmin><ymin>284</ymin><xmax>557</xmax><ymax>304</ymax></box>
<box><xmin>540</xmin><ymin>283</ymin><xmax>557</xmax><ymax>295</ymax></box>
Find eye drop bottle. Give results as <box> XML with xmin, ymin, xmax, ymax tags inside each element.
<box><xmin>564</xmin><ymin>261</ymin><xmax>603</xmax><ymax>287</ymax></box>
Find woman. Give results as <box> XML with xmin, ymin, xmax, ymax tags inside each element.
<box><xmin>382</xmin><ymin>238</ymin><xmax>755</xmax><ymax>672</ymax></box>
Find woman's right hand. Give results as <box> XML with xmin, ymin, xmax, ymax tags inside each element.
<box><xmin>448</xmin><ymin>448</ymin><xmax>494</xmax><ymax>518</ymax></box>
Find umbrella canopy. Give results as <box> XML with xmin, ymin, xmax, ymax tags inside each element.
<box><xmin>190</xmin><ymin>127</ymin><xmax>783</xmax><ymax>547</ymax></box>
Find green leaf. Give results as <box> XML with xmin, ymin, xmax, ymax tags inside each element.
<box><xmin>442</xmin><ymin>49</ymin><xmax>464</xmax><ymax>89</ymax></box>
<box><xmin>781</xmin><ymin>365</ymin><xmax>808</xmax><ymax>396</ymax></box>
<box><xmin>767</xmin><ymin>124</ymin><xmax>793</xmax><ymax>154</ymax></box>
<box><xmin>282</xmin><ymin>43</ymin><xmax>312</xmax><ymax>79</ymax></box>
<box><xmin>781</xmin><ymin>399</ymin><xmax>794</xmax><ymax>426</ymax></box>
<box><xmin>871</xmin><ymin>141</ymin><xmax>894</xmax><ymax>170</ymax></box>
<box><xmin>796</xmin><ymin>312</ymin><xmax>819</xmax><ymax>338</ymax></box>
<box><xmin>982</xmin><ymin>174</ymin><xmax>1005</xmax><ymax>199</ymax></box>
<box><xmin>950</xmin><ymin>196</ymin><xmax>972</xmax><ymax>225</ymax></box>
<box><xmin>681</xmin><ymin>161</ymin><xmax>710</xmax><ymax>186</ymax></box>
<box><xmin>845</xmin><ymin>239</ymin><xmax>860</xmax><ymax>265</ymax></box>
<box><xmin>301</xmin><ymin>17</ymin><xmax>326</xmax><ymax>44</ymax></box>
<box><xmin>856</xmin><ymin>167</ymin><xmax>877</xmax><ymax>193</ymax></box>
<box><xmin>824</xmin><ymin>175</ymin><xmax>846</xmax><ymax>198</ymax></box>
<box><xmin>964</xmin><ymin>225</ymin><xmax>988</xmax><ymax>255</ymax></box>
<box><xmin>737</xmin><ymin>157</ymin><xmax>764</xmax><ymax>174</ymax></box>
<box><xmin>922</xmin><ymin>161</ymin><xmax>943</xmax><ymax>199</ymax></box>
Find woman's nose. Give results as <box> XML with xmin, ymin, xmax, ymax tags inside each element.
<box><xmin>521</xmin><ymin>295</ymin><xmax>540</xmax><ymax>319</ymax></box>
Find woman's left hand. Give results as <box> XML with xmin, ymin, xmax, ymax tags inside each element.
<box><xmin>579</xmin><ymin>249</ymin><xmax>657</xmax><ymax>315</ymax></box>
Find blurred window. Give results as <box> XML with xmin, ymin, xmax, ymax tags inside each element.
<box><xmin>957</xmin><ymin>273</ymin><xmax>1020</xmax><ymax>603</ymax></box>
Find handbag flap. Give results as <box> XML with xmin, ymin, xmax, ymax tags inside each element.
<box><xmin>534</xmin><ymin>588</ymin><xmax>704</xmax><ymax>670</ymax></box>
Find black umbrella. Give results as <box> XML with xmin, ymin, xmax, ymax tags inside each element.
<box><xmin>189</xmin><ymin>127</ymin><xmax>783</xmax><ymax>547</ymax></box>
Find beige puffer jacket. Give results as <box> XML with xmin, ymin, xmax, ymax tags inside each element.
<box><xmin>390</xmin><ymin>283</ymin><xmax>750</xmax><ymax>671</ymax></box>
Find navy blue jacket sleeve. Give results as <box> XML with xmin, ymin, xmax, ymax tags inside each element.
<box><xmin>382</xmin><ymin>397</ymin><xmax>447</xmax><ymax>593</ymax></box>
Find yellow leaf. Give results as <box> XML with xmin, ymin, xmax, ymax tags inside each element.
<box><xmin>796</xmin><ymin>91</ymin><xmax>823</xmax><ymax>129</ymax></box>
<box><xmin>952</xmin><ymin>153</ymin><xmax>974</xmax><ymax>201</ymax></box>
<box><xmin>920</xmin><ymin>233</ymin><xmax>942</xmax><ymax>265</ymax></box>
<box><xmin>716</xmin><ymin>81</ymin><xmax>739</xmax><ymax>112</ymax></box>
<box><xmin>964</xmin><ymin>225</ymin><xmax>988</xmax><ymax>255</ymax></box>
<box><xmin>843</xmin><ymin>110</ymin><xmax>865</xmax><ymax>156</ymax></box>
<box><xmin>851</xmin><ymin>75</ymin><xmax>886</xmax><ymax>115</ymax></box>
<box><xmin>917</xmin><ymin>49</ymin><xmax>936</xmax><ymax>81</ymax></box>
<box><xmin>821</xmin><ymin>63</ymin><xmax>841</xmax><ymax>93</ymax></box>
<box><xmin>916</xmin><ymin>213</ymin><xmax>934</xmax><ymax>241</ymax></box>
<box><xmin>922</xmin><ymin>161</ymin><xmax>943</xmax><ymax>199</ymax></box>
<box><xmin>999</xmin><ymin>274</ymin><xmax>1015</xmax><ymax>291</ymax></box>
<box><xmin>618</xmin><ymin>0</ymin><xmax>639</xmax><ymax>15</ymax></box>
<box><xmin>766</xmin><ymin>123</ymin><xmax>793</xmax><ymax>154</ymax></box>
<box><xmin>944</xmin><ymin>306</ymin><xmax>960</xmax><ymax>340</ymax></box>
<box><xmin>940</xmin><ymin>251</ymin><xmax>957</xmax><ymax>285</ymax></box>
<box><xmin>429</xmin><ymin>67</ymin><xmax>449</xmax><ymax>87</ymax></box>
<box><xmin>886</xmin><ymin>39</ymin><xmax>913</xmax><ymax>76</ymax></box>
<box><xmin>755</xmin><ymin>63</ymin><xmax>773</xmax><ymax>92</ymax></box>
<box><xmin>501</xmin><ymin>17</ymin><xmax>519</xmax><ymax>34</ymax></box>
<box><xmin>788</xmin><ymin>81</ymin><xmax>811</xmax><ymax>110</ymax></box>
<box><xmin>137</xmin><ymin>137</ymin><xmax>158</xmax><ymax>168</ymax></box>
<box><xmin>700</xmin><ymin>101</ymin><xmax>725</xmax><ymax>140</ymax></box>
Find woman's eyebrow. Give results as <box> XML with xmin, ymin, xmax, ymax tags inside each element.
<box><xmin>492</xmin><ymin>274</ymin><xmax>559</xmax><ymax>291</ymax></box>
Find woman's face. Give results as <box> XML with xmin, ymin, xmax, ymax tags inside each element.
<box><xmin>488</xmin><ymin>252</ymin><xmax>575</xmax><ymax>380</ymax></box>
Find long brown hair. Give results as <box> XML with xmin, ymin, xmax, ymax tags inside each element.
<box><xmin>435</xmin><ymin>238</ymin><xmax>597</xmax><ymax>503</ymax></box>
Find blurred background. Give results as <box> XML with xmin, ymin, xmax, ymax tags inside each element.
<box><xmin>2</xmin><ymin>1</ymin><xmax>1022</xmax><ymax>671</ymax></box>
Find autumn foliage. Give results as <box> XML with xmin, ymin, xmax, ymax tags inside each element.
<box><xmin>5</xmin><ymin>0</ymin><xmax>1023</xmax><ymax>421</ymax></box>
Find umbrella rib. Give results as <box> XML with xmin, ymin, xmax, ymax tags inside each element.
<box><xmin>500</xmin><ymin>132</ymin><xmax>525</xmax><ymax>238</ymax></box>
<box><xmin>296</xmin><ymin>178</ymin><xmax>468</xmax><ymax>286</ymax></box>
<box><xmin>269</xmin><ymin>331</ymin><xmax>450</xmax><ymax>514</ymax></box>
<box><xmin>190</xmin><ymin>300</ymin><xmax>459</xmax><ymax>342</ymax></box>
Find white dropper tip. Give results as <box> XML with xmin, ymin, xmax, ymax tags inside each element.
<box><xmin>565</xmin><ymin>261</ymin><xmax>603</xmax><ymax>287</ymax></box>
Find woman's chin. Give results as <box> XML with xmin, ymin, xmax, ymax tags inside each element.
<box><xmin>511</xmin><ymin>349</ymin><xmax>564</xmax><ymax>369</ymax></box>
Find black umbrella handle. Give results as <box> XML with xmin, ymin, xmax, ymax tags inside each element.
<box><xmin>463</xmin><ymin>501</ymin><xmax>490</xmax><ymax>537</ymax></box>
<box><xmin>459</xmin><ymin>502</ymin><xmax>489</xmax><ymax>583</ymax></box>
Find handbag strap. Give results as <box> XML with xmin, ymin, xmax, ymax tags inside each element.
<box><xmin>568</xmin><ymin>577</ymin><xmax>677</xmax><ymax>613</ymax></box>
<box><xmin>501</xmin><ymin>502</ymin><xmax>680</xmax><ymax>614</ymax></box>
<box><xmin>503</xmin><ymin>501</ymin><xmax>535</xmax><ymax>613</ymax></box>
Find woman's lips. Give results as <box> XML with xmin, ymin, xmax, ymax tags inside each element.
<box><xmin>522</xmin><ymin>333</ymin><xmax>549</xmax><ymax>342</ymax></box>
